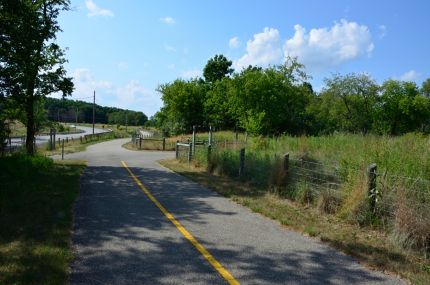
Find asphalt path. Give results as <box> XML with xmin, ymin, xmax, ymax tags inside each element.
<box><xmin>59</xmin><ymin>139</ymin><xmax>404</xmax><ymax>285</ymax></box>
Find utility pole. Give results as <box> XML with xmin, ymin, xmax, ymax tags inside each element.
<box><xmin>125</xmin><ymin>111</ymin><xmax>128</xmax><ymax>132</ymax></box>
<box><xmin>92</xmin><ymin>90</ymin><xmax>95</xmax><ymax>135</ymax></box>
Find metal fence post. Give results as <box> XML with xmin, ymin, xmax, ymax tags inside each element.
<box><xmin>239</xmin><ymin>148</ymin><xmax>245</xmax><ymax>177</ymax></box>
<box><xmin>367</xmin><ymin>163</ymin><xmax>377</xmax><ymax>214</ymax></box>
<box><xmin>208</xmin><ymin>126</ymin><xmax>212</xmax><ymax>146</ymax></box>
<box><xmin>175</xmin><ymin>140</ymin><xmax>179</xmax><ymax>159</ymax></box>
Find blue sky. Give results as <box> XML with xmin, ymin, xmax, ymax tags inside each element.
<box><xmin>57</xmin><ymin>0</ymin><xmax>430</xmax><ymax>117</ymax></box>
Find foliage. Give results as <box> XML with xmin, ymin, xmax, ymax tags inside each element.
<box><xmin>44</xmin><ymin>97</ymin><xmax>148</xmax><ymax>125</ymax></box>
<box><xmin>0</xmin><ymin>0</ymin><xmax>73</xmax><ymax>154</ymax></box>
<box><xmin>155</xmin><ymin>55</ymin><xmax>430</xmax><ymax>137</ymax></box>
<box><xmin>203</xmin><ymin>54</ymin><xmax>233</xmax><ymax>83</ymax></box>
<box><xmin>156</xmin><ymin>78</ymin><xmax>208</xmax><ymax>135</ymax></box>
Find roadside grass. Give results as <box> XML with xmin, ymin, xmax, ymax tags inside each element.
<box><xmin>159</xmin><ymin>158</ymin><xmax>430</xmax><ymax>285</ymax></box>
<box><xmin>123</xmin><ymin>140</ymin><xmax>176</xmax><ymax>151</ymax></box>
<box><xmin>0</xmin><ymin>154</ymin><xmax>85</xmax><ymax>284</ymax></box>
<box><xmin>38</xmin><ymin>128</ymin><xmax>131</xmax><ymax>156</ymax></box>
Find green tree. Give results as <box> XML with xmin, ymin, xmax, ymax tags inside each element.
<box><xmin>203</xmin><ymin>54</ymin><xmax>233</xmax><ymax>83</ymax></box>
<box><xmin>0</xmin><ymin>0</ymin><xmax>73</xmax><ymax>154</ymax></box>
<box><xmin>422</xmin><ymin>78</ymin><xmax>430</xmax><ymax>98</ymax></box>
<box><xmin>374</xmin><ymin>80</ymin><xmax>430</xmax><ymax>134</ymax></box>
<box><xmin>157</xmin><ymin>79</ymin><xmax>208</xmax><ymax>134</ymax></box>
<box><xmin>320</xmin><ymin>73</ymin><xmax>379</xmax><ymax>133</ymax></box>
<box><xmin>228</xmin><ymin>60</ymin><xmax>311</xmax><ymax>135</ymax></box>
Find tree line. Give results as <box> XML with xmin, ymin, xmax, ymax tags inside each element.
<box><xmin>148</xmin><ymin>55</ymin><xmax>430</xmax><ymax>136</ymax></box>
<box><xmin>44</xmin><ymin>97</ymin><xmax>148</xmax><ymax>126</ymax></box>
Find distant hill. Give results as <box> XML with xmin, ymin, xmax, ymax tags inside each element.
<box><xmin>44</xmin><ymin>97</ymin><xmax>147</xmax><ymax>126</ymax></box>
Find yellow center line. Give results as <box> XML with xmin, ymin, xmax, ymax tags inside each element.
<box><xmin>121</xmin><ymin>161</ymin><xmax>240</xmax><ymax>285</ymax></box>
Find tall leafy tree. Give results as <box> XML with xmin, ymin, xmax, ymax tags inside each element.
<box><xmin>321</xmin><ymin>73</ymin><xmax>379</xmax><ymax>133</ymax></box>
<box><xmin>0</xmin><ymin>0</ymin><xmax>73</xmax><ymax>154</ymax></box>
<box><xmin>422</xmin><ymin>78</ymin><xmax>430</xmax><ymax>98</ymax></box>
<box><xmin>203</xmin><ymin>54</ymin><xmax>233</xmax><ymax>83</ymax></box>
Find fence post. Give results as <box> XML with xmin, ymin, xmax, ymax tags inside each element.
<box><xmin>192</xmin><ymin>125</ymin><xmax>196</xmax><ymax>155</ymax></box>
<box><xmin>139</xmin><ymin>137</ymin><xmax>142</xmax><ymax>149</ymax></box>
<box><xmin>175</xmin><ymin>140</ymin><xmax>179</xmax><ymax>159</ymax></box>
<box><xmin>53</xmin><ymin>129</ymin><xmax>56</xmax><ymax>150</ymax></box>
<box><xmin>207</xmin><ymin>144</ymin><xmax>212</xmax><ymax>162</ymax></box>
<box><xmin>239</xmin><ymin>148</ymin><xmax>245</xmax><ymax>177</ymax></box>
<box><xmin>208</xmin><ymin>126</ymin><xmax>212</xmax><ymax>146</ymax></box>
<box><xmin>284</xmin><ymin>153</ymin><xmax>290</xmax><ymax>171</ymax></box>
<box><xmin>367</xmin><ymin>163</ymin><xmax>377</xmax><ymax>214</ymax></box>
<box><xmin>162</xmin><ymin>138</ymin><xmax>166</xmax><ymax>151</ymax></box>
<box><xmin>66</xmin><ymin>137</ymin><xmax>68</xmax><ymax>143</ymax></box>
<box><xmin>58</xmin><ymin>137</ymin><xmax>60</xmax><ymax>146</ymax></box>
<box><xmin>61</xmin><ymin>139</ymin><xmax>64</xmax><ymax>160</ymax></box>
<box><xmin>188</xmin><ymin>143</ymin><xmax>193</xmax><ymax>164</ymax></box>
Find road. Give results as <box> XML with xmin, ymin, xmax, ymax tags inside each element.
<box><xmin>9</xmin><ymin>125</ymin><xmax>109</xmax><ymax>147</ymax></box>
<box><xmin>59</xmin><ymin>139</ymin><xmax>404</xmax><ymax>285</ymax></box>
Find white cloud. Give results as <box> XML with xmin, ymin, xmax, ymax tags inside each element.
<box><xmin>283</xmin><ymin>19</ymin><xmax>374</xmax><ymax>71</ymax></box>
<box><xmin>164</xmin><ymin>44</ymin><xmax>177</xmax><ymax>53</ymax></box>
<box><xmin>181</xmin><ymin>69</ymin><xmax>201</xmax><ymax>79</ymax></box>
<box><xmin>117</xmin><ymin>61</ymin><xmax>128</xmax><ymax>71</ymax></box>
<box><xmin>114</xmin><ymin>81</ymin><xmax>162</xmax><ymax>116</ymax></box>
<box><xmin>399</xmin><ymin>70</ymin><xmax>420</xmax><ymax>81</ymax></box>
<box><xmin>379</xmin><ymin>25</ymin><xmax>387</xmax><ymax>39</ymax></box>
<box><xmin>234</xmin><ymin>27</ymin><xmax>283</xmax><ymax>70</ymax></box>
<box><xmin>71</xmin><ymin>68</ymin><xmax>112</xmax><ymax>101</ymax></box>
<box><xmin>85</xmin><ymin>0</ymin><xmax>114</xmax><ymax>17</ymax></box>
<box><xmin>160</xmin><ymin>17</ymin><xmax>175</xmax><ymax>25</ymax></box>
<box><xmin>70</xmin><ymin>68</ymin><xmax>161</xmax><ymax>116</ymax></box>
<box><xmin>229</xmin><ymin>37</ymin><xmax>240</xmax><ymax>49</ymax></box>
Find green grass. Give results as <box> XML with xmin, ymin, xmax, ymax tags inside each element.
<box><xmin>0</xmin><ymin>154</ymin><xmax>86</xmax><ymax>284</ymax></box>
<box><xmin>159</xmin><ymin>158</ymin><xmax>430</xmax><ymax>285</ymax></box>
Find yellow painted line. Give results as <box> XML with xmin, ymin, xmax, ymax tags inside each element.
<box><xmin>121</xmin><ymin>161</ymin><xmax>240</xmax><ymax>285</ymax></box>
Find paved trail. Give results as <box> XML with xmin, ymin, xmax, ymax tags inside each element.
<box><xmin>61</xmin><ymin>139</ymin><xmax>404</xmax><ymax>285</ymax></box>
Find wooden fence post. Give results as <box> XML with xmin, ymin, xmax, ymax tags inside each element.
<box><xmin>139</xmin><ymin>137</ymin><xmax>142</xmax><ymax>149</ymax></box>
<box><xmin>61</xmin><ymin>139</ymin><xmax>64</xmax><ymax>160</ymax></box>
<box><xmin>188</xmin><ymin>143</ymin><xmax>193</xmax><ymax>164</ymax></box>
<box><xmin>192</xmin><ymin>125</ymin><xmax>196</xmax><ymax>155</ymax></box>
<box><xmin>239</xmin><ymin>148</ymin><xmax>245</xmax><ymax>177</ymax></box>
<box><xmin>367</xmin><ymin>163</ymin><xmax>377</xmax><ymax>214</ymax></box>
<box><xmin>162</xmin><ymin>138</ymin><xmax>166</xmax><ymax>151</ymax></box>
<box><xmin>284</xmin><ymin>153</ymin><xmax>290</xmax><ymax>171</ymax></box>
<box><xmin>207</xmin><ymin>144</ymin><xmax>212</xmax><ymax>162</ymax></box>
<box><xmin>175</xmin><ymin>140</ymin><xmax>179</xmax><ymax>159</ymax></box>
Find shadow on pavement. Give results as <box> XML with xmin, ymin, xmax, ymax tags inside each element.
<box><xmin>70</xmin><ymin>165</ymin><xmax>399</xmax><ymax>285</ymax></box>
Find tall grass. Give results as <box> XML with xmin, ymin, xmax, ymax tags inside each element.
<box><xmin>182</xmin><ymin>131</ymin><xmax>430</xmax><ymax>254</ymax></box>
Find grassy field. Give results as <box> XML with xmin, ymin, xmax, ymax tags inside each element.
<box><xmin>0</xmin><ymin>154</ymin><xmax>85</xmax><ymax>284</ymax></box>
<box><xmin>159</xmin><ymin>131</ymin><xmax>430</xmax><ymax>284</ymax></box>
